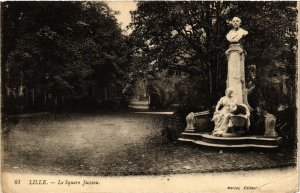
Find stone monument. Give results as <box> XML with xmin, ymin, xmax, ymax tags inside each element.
<box><xmin>211</xmin><ymin>17</ymin><xmax>251</xmax><ymax>136</ymax></box>
<box><xmin>225</xmin><ymin>17</ymin><xmax>250</xmax><ymax>108</ymax></box>
<box><xmin>181</xmin><ymin>17</ymin><xmax>280</xmax><ymax>146</ymax></box>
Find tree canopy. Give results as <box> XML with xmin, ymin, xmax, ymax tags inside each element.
<box><xmin>129</xmin><ymin>1</ymin><xmax>297</xmax><ymax>110</ymax></box>
<box><xmin>2</xmin><ymin>1</ymin><xmax>131</xmax><ymax>112</ymax></box>
<box><xmin>2</xmin><ymin>1</ymin><xmax>297</xmax><ymax>115</ymax></box>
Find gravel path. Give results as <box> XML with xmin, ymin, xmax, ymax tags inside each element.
<box><xmin>2</xmin><ymin>113</ymin><xmax>296</xmax><ymax>176</ymax></box>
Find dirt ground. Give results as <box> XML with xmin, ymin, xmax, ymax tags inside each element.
<box><xmin>1</xmin><ymin>113</ymin><xmax>296</xmax><ymax>176</ymax></box>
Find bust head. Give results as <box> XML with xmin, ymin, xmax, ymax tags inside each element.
<box><xmin>231</xmin><ymin>17</ymin><xmax>241</xmax><ymax>30</ymax></box>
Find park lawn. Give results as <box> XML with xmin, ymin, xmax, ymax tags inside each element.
<box><xmin>2</xmin><ymin>113</ymin><xmax>296</xmax><ymax>176</ymax></box>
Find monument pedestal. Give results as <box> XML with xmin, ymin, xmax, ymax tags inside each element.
<box><xmin>179</xmin><ymin>110</ymin><xmax>282</xmax><ymax>149</ymax></box>
<box><xmin>179</xmin><ymin>18</ymin><xmax>283</xmax><ymax>149</ymax></box>
<box><xmin>184</xmin><ymin>111</ymin><xmax>211</xmax><ymax>133</ymax></box>
<box><xmin>178</xmin><ymin>132</ymin><xmax>282</xmax><ymax>148</ymax></box>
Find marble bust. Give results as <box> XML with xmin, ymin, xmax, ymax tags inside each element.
<box><xmin>226</xmin><ymin>17</ymin><xmax>248</xmax><ymax>43</ymax></box>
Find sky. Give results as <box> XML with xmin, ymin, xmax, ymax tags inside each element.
<box><xmin>107</xmin><ymin>1</ymin><xmax>137</xmax><ymax>35</ymax></box>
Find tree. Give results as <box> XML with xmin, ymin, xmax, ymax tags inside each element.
<box><xmin>130</xmin><ymin>2</ymin><xmax>237</xmax><ymax>99</ymax></box>
<box><xmin>228</xmin><ymin>2</ymin><xmax>297</xmax><ymax>112</ymax></box>
<box><xmin>2</xmin><ymin>2</ymin><xmax>130</xmax><ymax>113</ymax></box>
<box><xmin>129</xmin><ymin>1</ymin><xmax>297</xmax><ymax>110</ymax></box>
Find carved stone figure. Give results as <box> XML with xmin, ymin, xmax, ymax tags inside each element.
<box><xmin>185</xmin><ymin>110</ymin><xmax>210</xmax><ymax>133</ymax></box>
<box><xmin>211</xmin><ymin>88</ymin><xmax>237</xmax><ymax>136</ymax></box>
<box><xmin>263</xmin><ymin>112</ymin><xmax>278</xmax><ymax>138</ymax></box>
<box><xmin>228</xmin><ymin>103</ymin><xmax>250</xmax><ymax>134</ymax></box>
<box><xmin>251</xmin><ymin>107</ymin><xmax>278</xmax><ymax>138</ymax></box>
<box><xmin>211</xmin><ymin>17</ymin><xmax>253</xmax><ymax>137</ymax></box>
<box><xmin>185</xmin><ymin>112</ymin><xmax>196</xmax><ymax>132</ymax></box>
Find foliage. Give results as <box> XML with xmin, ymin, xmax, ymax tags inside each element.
<box><xmin>147</xmin><ymin>71</ymin><xmax>186</xmax><ymax>109</ymax></box>
<box><xmin>161</xmin><ymin>112</ymin><xmax>185</xmax><ymax>143</ymax></box>
<box><xmin>2</xmin><ymin>2</ymin><xmax>130</xmax><ymax>113</ymax></box>
<box><xmin>130</xmin><ymin>1</ymin><xmax>233</xmax><ymax>96</ymax></box>
<box><xmin>130</xmin><ymin>2</ymin><xmax>297</xmax><ymax>142</ymax></box>
<box><xmin>230</xmin><ymin>2</ymin><xmax>297</xmax><ymax>113</ymax></box>
<box><xmin>130</xmin><ymin>1</ymin><xmax>297</xmax><ymax>109</ymax></box>
<box><xmin>229</xmin><ymin>2</ymin><xmax>297</xmax><ymax>62</ymax></box>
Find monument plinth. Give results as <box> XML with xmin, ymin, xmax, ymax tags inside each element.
<box><xmin>226</xmin><ymin>44</ymin><xmax>248</xmax><ymax>106</ymax></box>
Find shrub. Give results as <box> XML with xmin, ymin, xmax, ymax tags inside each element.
<box><xmin>161</xmin><ymin>112</ymin><xmax>185</xmax><ymax>143</ymax></box>
<box><xmin>161</xmin><ymin>105</ymin><xmax>212</xmax><ymax>143</ymax></box>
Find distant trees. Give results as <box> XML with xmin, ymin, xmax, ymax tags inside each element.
<box><xmin>2</xmin><ymin>2</ymin><xmax>131</xmax><ymax>113</ymax></box>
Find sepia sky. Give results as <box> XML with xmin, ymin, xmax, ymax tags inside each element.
<box><xmin>107</xmin><ymin>1</ymin><xmax>137</xmax><ymax>34</ymax></box>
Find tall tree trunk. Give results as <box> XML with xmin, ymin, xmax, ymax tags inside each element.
<box><xmin>92</xmin><ymin>83</ymin><xmax>95</xmax><ymax>98</ymax></box>
<box><xmin>215</xmin><ymin>2</ymin><xmax>221</xmax><ymax>93</ymax></box>
<box><xmin>61</xmin><ymin>95</ymin><xmax>64</xmax><ymax>106</ymax></box>
<box><xmin>44</xmin><ymin>89</ymin><xmax>47</xmax><ymax>106</ymax></box>
<box><xmin>32</xmin><ymin>88</ymin><xmax>35</xmax><ymax>106</ymax></box>
<box><xmin>104</xmin><ymin>86</ymin><xmax>108</xmax><ymax>101</ymax></box>
<box><xmin>25</xmin><ymin>87</ymin><xmax>29</xmax><ymax>109</ymax></box>
<box><xmin>2</xmin><ymin>62</ymin><xmax>8</xmax><ymax>114</ymax></box>
<box><xmin>1</xmin><ymin>6</ymin><xmax>8</xmax><ymax>114</ymax></box>
<box><xmin>55</xmin><ymin>94</ymin><xmax>58</xmax><ymax>108</ymax></box>
<box><xmin>54</xmin><ymin>93</ymin><xmax>58</xmax><ymax>118</ymax></box>
<box><xmin>205</xmin><ymin>3</ymin><xmax>213</xmax><ymax>94</ymax></box>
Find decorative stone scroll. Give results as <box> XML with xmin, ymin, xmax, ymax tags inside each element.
<box><xmin>263</xmin><ymin>113</ymin><xmax>278</xmax><ymax>138</ymax></box>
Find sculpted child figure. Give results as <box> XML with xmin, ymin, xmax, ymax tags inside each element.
<box><xmin>229</xmin><ymin>102</ymin><xmax>250</xmax><ymax>130</ymax></box>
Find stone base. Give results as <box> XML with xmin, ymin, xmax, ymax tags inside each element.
<box><xmin>178</xmin><ymin>132</ymin><xmax>282</xmax><ymax>148</ymax></box>
<box><xmin>184</xmin><ymin>128</ymin><xmax>196</xmax><ymax>133</ymax></box>
<box><xmin>221</xmin><ymin>132</ymin><xmax>243</xmax><ymax>137</ymax></box>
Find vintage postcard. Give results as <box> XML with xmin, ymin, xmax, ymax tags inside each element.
<box><xmin>1</xmin><ymin>1</ymin><xmax>298</xmax><ymax>193</ymax></box>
